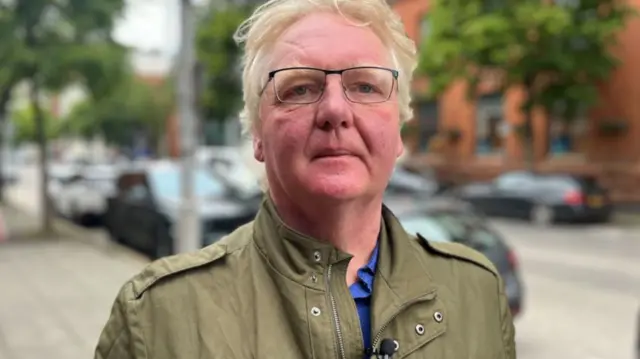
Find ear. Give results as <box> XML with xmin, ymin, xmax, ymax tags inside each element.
<box><xmin>253</xmin><ymin>135</ymin><xmax>264</xmax><ymax>163</ymax></box>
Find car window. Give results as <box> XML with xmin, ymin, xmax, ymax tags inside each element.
<box><xmin>429</xmin><ymin>212</ymin><xmax>503</xmax><ymax>249</ymax></box>
<box><xmin>402</xmin><ymin>211</ymin><xmax>503</xmax><ymax>251</ymax></box>
<box><xmin>149</xmin><ymin>167</ymin><xmax>225</xmax><ymax>199</ymax></box>
<box><xmin>399</xmin><ymin>215</ymin><xmax>452</xmax><ymax>242</ymax></box>
<box><xmin>388</xmin><ymin>167</ymin><xmax>437</xmax><ymax>193</ymax></box>
<box><xmin>537</xmin><ymin>176</ymin><xmax>580</xmax><ymax>192</ymax></box>
<box><xmin>495</xmin><ymin>172</ymin><xmax>534</xmax><ymax>190</ymax></box>
<box><xmin>125</xmin><ymin>184</ymin><xmax>151</xmax><ymax>202</ymax></box>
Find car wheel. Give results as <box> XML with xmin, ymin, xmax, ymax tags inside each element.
<box><xmin>530</xmin><ymin>204</ymin><xmax>553</xmax><ymax>226</ymax></box>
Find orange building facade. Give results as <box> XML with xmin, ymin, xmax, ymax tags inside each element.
<box><xmin>394</xmin><ymin>0</ymin><xmax>640</xmax><ymax>202</ymax></box>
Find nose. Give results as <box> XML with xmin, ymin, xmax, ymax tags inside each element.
<box><xmin>314</xmin><ymin>76</ymin><xmax>354</xmax><ymax>131</ymax></box>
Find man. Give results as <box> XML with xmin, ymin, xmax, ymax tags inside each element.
<box><xmin>95</xmin><ymin>0</ymin><xmax>516</xmax><ymax>358</ymax></box>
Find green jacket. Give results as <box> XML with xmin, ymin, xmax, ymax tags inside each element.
<box><xmin>95</xmin><ymin>198</ymin><xmax>516</xmax><ymax>359</ymax></box>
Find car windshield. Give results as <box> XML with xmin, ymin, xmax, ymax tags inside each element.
<box><xmin>401</xmin><ymin>211</ymin><xmax>502</xmax><ymax>249</ymax></box>
<box><xmin>399</xmin><ymin>215</ymin><xmax>452</xmax><ymax>242</ymax></box>
<box><xmin>210</xmin><ymin>159</ymin><xmax>261</xmax><ymax>196</ymax></box>
<box><xmin>389</xmin><ymin>167</ymin><xmax>436</xmax><ymax>193</ymax></box>
<box><xmin>149</xmin><ymin>167</ymin><xmax>225</xmax><ymax>200</ymax></box>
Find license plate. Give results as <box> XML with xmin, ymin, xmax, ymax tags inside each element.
<box><xmin>588</xmin><ymin>196</ymin><xmax>603</xmax><ymax>207</ymax></box>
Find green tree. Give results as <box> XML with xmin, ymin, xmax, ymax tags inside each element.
<box><xmin>196</xmin><ymin>5</ymin><xmax>250</xmax><ymax>133</ymax></box>
<box><xmin>418</xmin><ymin>0</ymin><xmax>636</xmax><ymax>162</ymax></box>
<box><xmin>10</xmin><ymin>105</ymin><xmax>59</xmax><ymax>144</ymax></box>
<box><xmin>0</xmin><ymin>0</ymin><xmax>127</xmax><ymax>232</ymax></box>
<box><xmin>62</xmin><ymin>75</ymin><xmax>174</xmax><ymax>154</ymax></box>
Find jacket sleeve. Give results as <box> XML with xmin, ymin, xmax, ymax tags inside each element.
<box><xmin>498</xmin><ymin>276</ymin><xmax>516</xmax><ymax>359</ymax></box>
<box><xmin>94</xmin><ymin>281</ymin><xmax>147</xmax><ymax>359</ymax></box>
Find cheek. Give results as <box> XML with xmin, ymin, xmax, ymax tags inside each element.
<box><xmin>261</xmin><ymin>106</ymin><xmax>311</xmax><ymax>158</ymax></box>
<box><xmin>359</xmin><ymin>106</ymin><xmax>401</xmax><ymax>156</ymax></box>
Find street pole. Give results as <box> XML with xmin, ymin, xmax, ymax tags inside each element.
<box><xmin>176</xmin><ymin>0</ymin><xmax>201</xmax><ymax>254</ymax></box>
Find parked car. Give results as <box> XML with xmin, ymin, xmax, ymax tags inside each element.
<box><xmin>453</xmin><ymin>171</ymin><xmax>611</xmax><ymax>225</ymax></box>
<box><xmin>387</xmin><ymin>195</ymin><xmax>525</xmax><ymax>318</ymax></box>
<box><xmin>386</xmin><ymin>165</ymin><xmax>439</xmax><ymax>197</ymax></box>
<box><xmin>104</xmin><ymin>162</ymin><xmax>260</xmax><ymax>259</ymax></box>
<box><xmin>200</xmin><ymin>146</ymin><xmax>263</xmax><ymax>199</ymax></box>
<box><xmin>50</xmin><ymin>165</ymin><xmax>119</xmax><ymax>224</ymax></box>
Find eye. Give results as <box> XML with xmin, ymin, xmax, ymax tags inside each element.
<box><xmin>358</xmin><ymin>84</ymin><xmax>374</xmax><ymax>93</ymax></box>
<box><xmin>292</xmin><ymin>86</ymin><xmax>308</xmax><ymax>95</ymax></box>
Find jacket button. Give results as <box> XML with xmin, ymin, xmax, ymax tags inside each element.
<box><xmin>434</xmin><ymin>311</ymin><xmax>443</xmax><ymax>323</ymax></box>
<box><xmin>310</xmin><ymin>273</ymin><xmax>318</xmax><ymax>283</ymax></box>
<box><xmin>415</xmin><ymin>324</ymin><xmax>425</xmax><ymax>335</ymax></box>
<box><xmin>393</xmin><ymin>340</ymin><xmax>400</xmax><ymax>351</ymax></box>
<box><xmin>313</xmin><ymin>251</ymin><xmax>322</xmax><ymax>262</ymax></box>
<box><xmin>311</xmin><ymin>307</ymin><xmax>321</xmax><ymax>316</ymax></box>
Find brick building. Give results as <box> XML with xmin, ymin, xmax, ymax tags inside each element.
<box><xmin>394</xmin><ymin>0</ymin><xmax>640</xmax><ymax>202</ymax></box>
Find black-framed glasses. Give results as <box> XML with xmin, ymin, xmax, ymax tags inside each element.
<box><xmin>263</xmin><ymin>66</ymin><xmax>398</xmax><ymax>105</ymax></box>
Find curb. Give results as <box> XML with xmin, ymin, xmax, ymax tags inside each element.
<box><xmin>1</xmin><ymin>201</ymin><xmax>149</xmax><ymax>265</ymax></box>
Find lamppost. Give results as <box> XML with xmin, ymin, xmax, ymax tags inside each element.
<box><xmin>175</xmin><ymin>0</ymin><xmax>201</xmax><ymax>253</ymax></box>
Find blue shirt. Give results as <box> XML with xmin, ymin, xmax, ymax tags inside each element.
<box><xmin>348</xmin><ymin>244</ymin><xmax>380</xmax><ymax>351</ymax></box>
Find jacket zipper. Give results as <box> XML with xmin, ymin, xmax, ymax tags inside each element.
<box><xmin>327</xmin><ymin>264</ymin><xmax>346</xmax><ymax>359</ymax></box>
<box><xmin>370</xmin><ymin>292</ymin><xmax>437</xmax><ymax>351</ymax></box>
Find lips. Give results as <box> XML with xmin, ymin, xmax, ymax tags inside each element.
<box><xmin>313</xmin><ymin>149</ymin><xmax>354</xmax><ymax>159</ymax></box>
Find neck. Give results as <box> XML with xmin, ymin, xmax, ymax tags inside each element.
<box><xmin>269</xmin><ymin>191</ymin><xmax>382</xmax><ymax>284</ymax></box>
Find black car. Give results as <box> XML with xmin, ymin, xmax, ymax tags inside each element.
<box><xmin>104</xmin><ymin>162</ymin><xmax>259</xmax><ymax>259</ymax></box>
<box><xmin>454</xmin><ymin>171</ymin><xmax>611</xmax><ymax>225</ymax></box>
<box><xmin>386</xmin><ymin>195</ymin><xmax>525</xmax><ymax>318</ymax></box>
<box><xmin>386</xmin><ymin>165</ymin><xmax>439</xmax><ymax>196</ymax></box>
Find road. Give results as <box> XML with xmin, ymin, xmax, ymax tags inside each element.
<box><xmin>4</xmin><ymin>165</ymin><xmax>640</xmax><ymax>359</ymax></box>
<box><xmin>494</xmin><ymin>219</ymin><xmax>640</xmax><ymax>359</ymax></box>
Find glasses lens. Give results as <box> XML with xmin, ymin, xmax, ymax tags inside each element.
<box><xmin>273</xmin><ymin>69</ymin><xmax>325</xmax><ymax>104</ymax></box>
<box><xmin>342</xmin><ymin>68</ymin><xmax>394</xmax><ymax>103</ymax></box>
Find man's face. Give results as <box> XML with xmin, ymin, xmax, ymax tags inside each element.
<box><xmin>254</xmin><ymin>12</ymin><xmax>404</xmax><ymax>201</ymax></box>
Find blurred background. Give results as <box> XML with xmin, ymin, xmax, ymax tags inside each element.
<box><xmin>0</xmin><ymin>0</ymin><xmax>639</xmax><ymax>358</ymax></box>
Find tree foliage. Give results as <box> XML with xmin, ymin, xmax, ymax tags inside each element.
<box><xmin>10</xmin><ymin>105</ymin><xmax>59</xmax><ymax>144</ymax></box>
<box><xmin>196</xmin><ymin>5</ymin><xmax>250</xmax><ymax>123</ymax></box>
<box><xmin>62</xmin><ymin>75</ymin><xmax>174</xmax><ymax>152</ymax></box>
<box><xmin>0</xmin><ymin>0</ymin><xmax>127</xmax><ymax>231</ymax></box>
<box><xmin>418</xmin><ymin>0</ymin><xmax>636</xmax><ymax>138</ymax></box>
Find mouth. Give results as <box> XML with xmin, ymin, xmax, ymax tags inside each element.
<box><xmin>313</xmin><ymin>150</ymin><xmax>355</xmax><ymax>159</ymax></box>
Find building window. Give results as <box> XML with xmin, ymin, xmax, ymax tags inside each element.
<box><xmin>548</xmin><ymin>117</ymin><xmax>587</xmax><ymax>155</ymax></box>
<box><xmin>417</xmin><ymin>100</ymin><xmax>439</xmax><ymax>152</ymax></box>
<box><xmin>476</xmin><ymin>93</ymin><xmax>505</xmax><ymax>155</ymax></box>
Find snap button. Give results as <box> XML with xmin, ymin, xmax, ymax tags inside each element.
<box><xmin>310</xmin><ymin>273</ymin><xmax>318</xmax><ymax>283</ymax></box>
<box><xmin>434</xmin><ymin>311</ymin><xmax>443</xmax><ymax>323</ymax></box>
<box><xmin>393</xmin><ymin>340</ymin><xmax>400</xmax><ymax>351</ymax></box>
<box><xmin>313</xmin><ymin>251</ymin><xmax>322</xmax><ymax>262</ymax></box>
<box><xmin>311</xmin><ymin>307</ymin><xmax>321</xmax><ymax>316</ymax></box>
<box><xmin>415</xmin><ymin>324</ymin><xmax>425</xmax><ymax>335</ymax></box>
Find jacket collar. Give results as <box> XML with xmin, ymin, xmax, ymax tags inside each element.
<box><xmin>252</xmin><ymin>194</ymin><xmax>437</xmax><ymax>302</ymax></box>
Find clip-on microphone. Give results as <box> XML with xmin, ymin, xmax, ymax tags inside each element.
<box><xmin>366</xmin><ymin>338</ymin><xmax>397</xmax><ymax>359</ymax></box>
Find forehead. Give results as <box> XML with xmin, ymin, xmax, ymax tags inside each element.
<box><xmin>269</xmin><ymin>12</ymin><xmax>391</xmax><ymax>70</ymax></box>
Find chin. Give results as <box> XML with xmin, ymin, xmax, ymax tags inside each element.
<box><xmin>303</xmin><ymin>175</ymin><xmax>368</xmax><ymax>200</ymax></box>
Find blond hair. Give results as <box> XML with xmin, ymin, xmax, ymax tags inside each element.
<box><xmin>233</xmin><ymin>0</ymin><xmax>417</xmax><ymax>135</ymax></box>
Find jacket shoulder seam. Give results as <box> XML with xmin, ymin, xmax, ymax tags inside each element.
<box><xmin>416</xmin><ymin>233</ymin><xmax>499</xmax><ymax>278</ymax></box>
<box><xmin>132</xmin><ymin>244</ymin><xmax>227</xmax><ymax>299</ymax></box>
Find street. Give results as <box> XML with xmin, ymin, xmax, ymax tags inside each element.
<box><xmin>493</xmin><ymin>220</ymin><xmax>640</xmax><ymax>359</ymax></box>
<box><xmin>0</xmin><ymin>166</ymin><xmax>639</xmax><ymax>359</ymax></box>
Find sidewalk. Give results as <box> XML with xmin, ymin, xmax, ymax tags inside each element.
<box><xmin>0</xmin><ymin>205</ymin><xmax>148</xmax><ymax>359</ymax></box>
